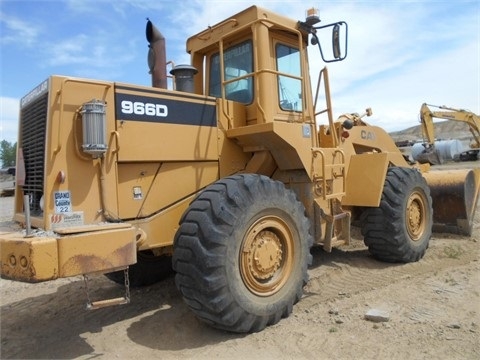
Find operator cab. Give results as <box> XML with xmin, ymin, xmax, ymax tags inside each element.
<box><xmin>186</xmin><ymin>6</ymin><xmax>346</xmax><ymax>129</ymax></box>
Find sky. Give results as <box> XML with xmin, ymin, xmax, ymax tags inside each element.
<box><xmin>0</xmin><ymin>0</ymin><xmax>479</xmax><ymax>144</ymax></box>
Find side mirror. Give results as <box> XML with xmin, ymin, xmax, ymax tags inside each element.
<box><xmin>332</xmin><ymin>24</ymin><xmax>341</xmax><ymax>59</ymax></box>
<box><xmin>310</xmin><ymin>21</ymin><xmax>348</xmax><ymax>63</ymax></box>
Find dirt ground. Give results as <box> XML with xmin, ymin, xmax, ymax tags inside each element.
<box><xmin>1</xmin><ymin>167</ymin><xmax>479</xmax><ymax>360</ymax></box>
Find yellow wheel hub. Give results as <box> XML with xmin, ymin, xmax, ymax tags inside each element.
<box><xmin>240</xmin><ymin>216</ymin><xmax>294</xmax><ymax>296</ymax></box>
<box><xmin>406</xmin><ymin>191</ymin><xmax>426</xmax><ymax>241</ymax></box>
<box><xmin>249</xmin><ymin>230</ymin><xmax>282</xmax><ymax>280</ymax></box>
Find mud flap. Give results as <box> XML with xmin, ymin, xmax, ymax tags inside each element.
<box><xmin>423</xmin><ymin>169</ymin><xmax>480</xmax><ymax>236</ymax></box>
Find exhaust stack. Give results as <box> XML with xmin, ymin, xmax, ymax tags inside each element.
<box><xmin>146</xmin><ymin>19</ymin><xmax>167</xmax><ymax>89</ymax></box>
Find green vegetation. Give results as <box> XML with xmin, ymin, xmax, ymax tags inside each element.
<box><xmin>0</xmin><ymin>140</ymin><xmax>16</xmax><ymax>168</ymax></box>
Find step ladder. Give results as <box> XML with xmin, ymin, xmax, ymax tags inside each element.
<box><xmin>83</xmin><ymin>267</ymin><xmax>130</xmax><ymax>310</ymax></box>
<box><xmin>321</xmin><ymin>203</ymin><xmax>351</xmax><ymax>253</ymax></box>
<box><xmin>311</xmin><ymin>148</ymin><xmax>346</xmax><ymax>200</ymax></box>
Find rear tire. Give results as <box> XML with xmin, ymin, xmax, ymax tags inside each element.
<box><xmin>361</xmin><ymin>167</ymin><xmax>433</xmax><ymax>263</ymax></box>
<box><xmin>105</xmin><ymin>250</ymin><xmax>173</xmax><ymax>287</ymax></box>
<box><xmin>172</xmin><ymin>174</ymin><xmax>312</xmax><ymax>333</ymax></box>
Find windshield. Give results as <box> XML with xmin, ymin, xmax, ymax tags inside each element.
<box><xmin>276</xmin><ymin>43</ymin><xmax>302</xmax><ymax>112</ymax></box>
<box><xmin>209</xmin><ymin>40</ymin><xmax>254</xmax><ymax>104</ymax></box>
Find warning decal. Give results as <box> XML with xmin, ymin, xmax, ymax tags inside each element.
<box><xmin>50</xmin><ymin>212</ymin><xmax>84</xmax><ymax>229</ymax></box>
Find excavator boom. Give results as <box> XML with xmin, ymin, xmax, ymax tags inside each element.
<box><xmin>417</xmin><ymin>103</ymin><xmax>480</xmax><ymax>164</ymax></box>
<box><xmin>415</xmin><ymin>103</ymin><xmax>480</xmax><ymax>235</ymax></box>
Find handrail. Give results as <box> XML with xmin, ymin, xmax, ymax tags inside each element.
<box><xmin>313</xmin><ymin>67</ymin><xmax>337</xmax><ymax>147</ymax></box>
<box><xmin>311</xmin><ymin>148</ymin><xmax>346</xmax><ymax>200</ymax></box>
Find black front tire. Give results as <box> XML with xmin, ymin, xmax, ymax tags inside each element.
<box><xmin>172</xmin><ymin>174</ymin><xmax>312</xmax><ymax>333</ymax></box>
<box><xmin>361</xmin><ymin>167</ymin><xmax>433</xmax><ymax>263</ymax></box>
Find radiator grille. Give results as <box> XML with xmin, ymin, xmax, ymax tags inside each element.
<box><xmin>20</xmin><ymin>93</ymin><xmax>48</xmax><ymax>215</ymax></box>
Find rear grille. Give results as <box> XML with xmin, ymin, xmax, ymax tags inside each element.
<box><xmin>20</xmin><ymin>93</ymin><xmax>48</xmax><ymax>215</ymax></box>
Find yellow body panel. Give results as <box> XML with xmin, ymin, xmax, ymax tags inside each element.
<box><xmin>134</xmin><ymin>193</ymin><xmax>197</xmax><ymax>250</ymax></box>
<box><xmin>227</xmin><ymin>121</ymin><xmax>315</xmax><ymax>171</ymax></box>
<box><xmin>117</xmin><ymin>161</ymin><xmax>218</xmax><ymax>219</ymax></box>
<box><xmin>1</xmin><ymin>233</ymin><xmax>58</xmax><ymax>281</ymax></box>
<box><xmin>12</xmin><ymin>76</ymin><xmax>120</xmax><ymax>229</ymax></box>
<box><xmin>57</xmin><ymin>226</ymin><xmax>136</xmax><ymax>278</ymax></box>
<box><xmin>116</xmin><ymin>121</ymin><xmax>218</xmax><ymax>161</ymax></box>
<box><xmin>1</xmin><ymin>225</ymin><xmax>136</xmax><ymax>282</ymax></box>
<box><xmin>340</xmin><ymin>125</ymin><xmax>410</xmax><ymax>169</ymax></box>
<box><xmin>114</xmin><ymin>85</ymin><xmax>218</xmax><ymax>162</ymax></box>
<box><xmin>343</xmin><ymin>153</ymin><xmax>388</xmax><ymax>206</ymax></box>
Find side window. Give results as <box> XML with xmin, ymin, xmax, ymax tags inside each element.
<box><xmin>209</xmin><ymin>54</ymin><xmax>221</xmax><ymax>97</ymax></box>
<box><xmin>276</xmin><ymin>44</ymin><xmax>302</xmax><ymax>112</ymax></box>
<box><xmin>209</xmin><ymin>40</ymin><xmax>253</xmax><ymax>104</ymax></box>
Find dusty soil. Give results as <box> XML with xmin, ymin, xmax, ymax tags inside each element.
<box><xmin>1</xmin><ymin>167</ymin><xmax>479</xmax><ymax>360</ymax></box>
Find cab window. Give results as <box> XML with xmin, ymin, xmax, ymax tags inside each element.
<box><xmin>209</xmin><ymin>40</ymin><xmax>253</xmax><ymax>104</ymax></box>
<box><xmin>276</xmin><ymin>44</ymin><xmax>302</xmax><ymax>112</ymax></box>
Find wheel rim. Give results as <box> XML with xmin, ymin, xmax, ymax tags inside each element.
<box><xmin>240</xmin><ymin>215</ymin><xmax>294</xmax><ymax>297</ymax></box>
<box><xmin>406</xmin><ymin>190</ymin><xmax>427</xmax><ymax>241</ymax></box>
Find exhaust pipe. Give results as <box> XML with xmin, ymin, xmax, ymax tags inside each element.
<box><xmin>146</xmin><ymin>19</ymin><xmax>167</xmax><ymax>89</ymax></box>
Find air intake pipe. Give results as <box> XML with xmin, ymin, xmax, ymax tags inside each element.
<box><xmin>146</xmin><ymin>19</ymin><xmax>167</xmax><ymax>89</ymax></box>
<box><xmin>170</xmin><ymin>65</ymin><xmax>198</xmax><ymax>93</ymax></box>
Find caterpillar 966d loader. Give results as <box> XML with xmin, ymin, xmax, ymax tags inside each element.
<box><xmin>1</xmin><ymin>6</ymin><xmax>479</xmax><ymax>333</ymax></box>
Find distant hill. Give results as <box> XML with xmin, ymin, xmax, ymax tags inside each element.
<box><xmin>389</xmin><ymin>120</ymin><xmax>475</xmax><ymax>144</ymax></box>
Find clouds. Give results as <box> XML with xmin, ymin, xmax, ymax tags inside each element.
<box><xmin>365</xmin><ymin>39</ymin><xmax>479</xmax><ymax>131</ymax></box>
<box><xmin>0</xmin><ymin>97</ymin><xmax>19</xmax><ymax>143</ymax></box>
<box><xmin>43</xmin><ymin>31</ymin><xmax>137</xmax><ymax>80</ymax></box>
<box><xmin>0</xmin><ymin>0</ymin><xmax>478</xmax><ymax>142</ymax></box>
<box><xmin>0</xmin><ymin>11</ymin><xmax>41</xmax><ymax>47</ymax></box>
<box><xmin>308</xmin><ymin>1</ymin><xmax>479</xmax><ymax>130</ymax></box>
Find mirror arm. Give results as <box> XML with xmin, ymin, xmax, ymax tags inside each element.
<box><xmin>300</xmin><ymin>20</ymin><xmax>348</xmax><ymax>63</ymax></box>
<box><xmin>313</xmin><ymin>21</ymin><xmax>348</xmax><ymax>63</ymax></box>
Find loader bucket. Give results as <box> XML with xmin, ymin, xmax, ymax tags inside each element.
<box><xmin>423</xmin><ymin>169</ymin><xmax>480</xmax><ymax>236</ymax></box>
<box><xmin>415</xmin><ymin>150</ymin><xmax>442</xmax><ymax>165</ymax></box>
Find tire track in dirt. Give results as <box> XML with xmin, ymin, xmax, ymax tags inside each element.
<box><xmin>300</xmin><ymin>237</ymin><xmax>478</xmax><ymax>310</ymax></box>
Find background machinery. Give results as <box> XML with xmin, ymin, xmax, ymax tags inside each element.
<box><xmin>1</xmin><ymin>6</ymin><xmax>479</xmax><ymax>333</ymax></box>
<box><xmin>416</xmin><ymin>103</ymin><xmax>480</xmax><ymax>164</ymax></box>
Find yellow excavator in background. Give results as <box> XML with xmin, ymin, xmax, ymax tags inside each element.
<box><xmin>417</xmin><ymin>103</ymin><xmax>480</xmax><ymax>164</ymax></box>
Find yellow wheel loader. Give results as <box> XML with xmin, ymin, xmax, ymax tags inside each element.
<box><xmin>1</xmin><ymin>6</ymin><xmax>479</xmax><ymax>333</ymax></box>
